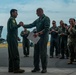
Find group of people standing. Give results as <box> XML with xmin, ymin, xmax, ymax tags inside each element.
<box><xmin>49</xmin><ymin>20</ymin><xmax>68</xmax><ymax>59</ymax></box>
<box><xmin>7</xmin><ymin>8</ymin><xmax>50</xmax><ymax>73</ymax></box>
<box><xmin>6</xmin><ymin>7</ymin><xmax>76</xmax><ymax>74</ymax></box>
<box><xmin>49</xmin><ymin>18</ymin><xmax>76</xmax><ymax>65</ymax></box>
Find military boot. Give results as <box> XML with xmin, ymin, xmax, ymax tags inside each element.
<box><xmin>68</xmin><ymin>61</ymin><xmax>73</xmax><ymax>64</ymax></box>
<box><xmin>14</xmin><ymin>69</ymin><xmax>25</xmax><ymax>73</ymax></box>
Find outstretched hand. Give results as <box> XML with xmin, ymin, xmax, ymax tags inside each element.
<box><xmin>19</xmin><ymin>21</ymin><xmax>24</xmax><ymax>26</ymax></box>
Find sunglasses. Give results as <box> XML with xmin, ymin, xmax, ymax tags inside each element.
<box><xmin>52</xmin><ymin>23</ymin><xmax>55</xmax><ymax>24</ymax></box>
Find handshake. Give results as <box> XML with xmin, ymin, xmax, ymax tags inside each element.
<box><xmin>19</xmin><ymin>21</ymin><xmax>24</xmax><ymax>27</ymax></box>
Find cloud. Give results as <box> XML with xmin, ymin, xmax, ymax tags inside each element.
<box><xmin>0</xmin><ymin>13</ymin><xmax>9</xmax><ymax>26</ymax></box>
<box><xmin>0</xmin><ymin>0</ymin><xmax>76</xmax><ymax>39</ymax></box>
<box><xmin>0</xmin><ymin>0</ymin><xmax>76</xmax><ymax>26</ymax></box>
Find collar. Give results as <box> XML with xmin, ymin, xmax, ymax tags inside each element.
<box><xmin>10</xmin><ymin>17</ymin><xmax>15</xmax><ymax>20</ymax></box>
<box><xmin>39</xmin><ymin>14</ymin><xmax>45</xmax><ymax>20</ymax></box>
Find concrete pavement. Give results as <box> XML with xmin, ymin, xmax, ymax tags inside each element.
<box><xmin>0</xmin><ymin>47</ymin><xmax>76</xmax><ymax>75</ymax></box>
<box><xmin>0</xmin><ymin>67</ymin><xmax>76</xmax><ymax>75</ymax></box>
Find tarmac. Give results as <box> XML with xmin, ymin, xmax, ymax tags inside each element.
<box><xmin>0</xmin><ymin>67</ymin><xmax>76</xmax><ymax>75</ymax></box>
<box><xmin>0</xmin><ymin>47</ymin><xmax>76</xmax><ymax>75</ymax></box>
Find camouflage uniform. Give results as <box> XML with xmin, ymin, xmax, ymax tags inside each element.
<box><xmin>20</xmin><ymin>30</ymin><xmax>30</xmax><ymax>56</ymax></box>
<box><xmin>67</xmin><ymin>25</ymin><xmax>76</xmax><ymax>62</ymax></box>
<box><xmin>7</xmin><ymin>17</ymin><xmax>21</xmax><ymax>71</ymax></box>
<box><xmin>23</xmin><ymin>14</ymin><xmax>50</xmax><ymax>70</ymax></box>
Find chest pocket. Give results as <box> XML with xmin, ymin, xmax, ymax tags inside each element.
<box><xmin>39</xmin><ymin>17</ymin><xmax>46</xmax><ymax>29</ymax></box>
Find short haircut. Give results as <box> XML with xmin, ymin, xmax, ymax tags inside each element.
<box><xmin>69</xmin><ymin>18</ymin><xmax>75</xmax><ymax>22</ymax></box>
<box><xmin>10</xmin><ymin>9</ymin><xmax>17</xmax><ymax>16</ymax></box>
<box><xmin>37</xmin><ymin>8</ymin><xmax>43</xmax><ymax>12</ymax></box>
<box><xmin>52</xmin><ymin>20</ymin><xmax>56</xmax><ymax>23</ymax></box>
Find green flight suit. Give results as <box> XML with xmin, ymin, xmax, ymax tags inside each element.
<box><xmin>7</xmin><ymin>17</ymin><xmax>21</xmax><ymax>71</ymax></box>
<box><xmin>57</xmin><ymin>26</ymin><xmax>61</xmax><ymax>55</ymax></box>
<box><xmin>68</xmin><ymin>25</ymin><xmax>76</xmax><ymax>62</ymax></box>
<box><xmin>58</xmin><ymin>26</ymin><xmax>68</xmax><ymax>58</ymax></box>
<box><xmin>49</xmin><ymin>26</ymin><xmax>59</xmax><ymax>57</ymax></box>
<box><xmin>23</xmin><ymin>14</ymin><xmax>50</xmax><ymax>70</ymax></box>
<box><xmin>20</xmin><ymin>30</ymin><xmax>30</xmax><ymax>56</ymax></box>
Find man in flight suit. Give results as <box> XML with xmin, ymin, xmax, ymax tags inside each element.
<box><xmin>49</xmin><ymin>20</ymin><xmax>59</xmax><ymax>58</ymax></box>
<box><xmin>58</xmin><ymin>20</ymin><xmax>68</xmax><ymax>59</ymax></box>
<box><xmin>7</xmin><ymin>9</ymin><xmax>25</xmax><ymax>73</ymax></box>
<box><xmin>20</xmin><ymin>28</ymin><xmax>30</xmax><ymax>57</ymax></box>
<box><xmin>22</xmin><ymin>8</ymin><xmax>50</xmax><ymax>73</ymax></box>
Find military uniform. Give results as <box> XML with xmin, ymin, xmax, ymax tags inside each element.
<box><xmin>7</xmin><ymin>17</ymin><xmax>21</xmax><ymax>71</ymax></box>
<box><xmin>68</xmin><ymin>25</ymin><xmax>76</xmax><ymax>63</ymax></box>
<box><xmin>20</xmin><ymin>30</ymin><xmax>30</xmax><ymax>56</ymax></box>
<box><xmin>58</xmin><ymin>26</ymin><xmax>68</xmax><ymax>58</ymax></box>
<box><xmin>57</xmin><ymin>26</ymin><xmax>61</xmax><ymax>55</ymax></box>
<box><xmin>49</xmin><ymin>26</ymin><xmax>59</xmax><ymax>57</ymax></box>
<box><xmin>23</xmin><ymin>14</ymin><xmax>50</xmax><ymax>70</ymax></box>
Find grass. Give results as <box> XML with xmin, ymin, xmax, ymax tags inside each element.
<box><xmin>0</xmin><ymin>42</ymin><xmax>50</xmax><ymax>48</ymax></box>
<box><xmin>0</xmin><ymin>43</ymin><xmax>22</xmax><ymax>48</ymax></box>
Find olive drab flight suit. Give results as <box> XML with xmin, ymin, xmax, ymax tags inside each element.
<box><xmin>23</xmin><ymin>14</ymin><xmax>50</xmax><ymax>70</ymax></box>
<box><xmin>58</xmin><ymin>26</ymin><xmax>68</xmax><ymax>58</ymax></box>
<box><xmin>20</xmin><ymin>30</ymin><xmax>30</xmax><ymax>56</ymax></box>
<box><xmin>57</xmin><ymin>26</ymin><xmax>61</xmax><ymax>55</ymax></box>
<box><xmin>49</xmin><ymin>26</ymin><xmax>59</xmax><ymax>57</ymax></box>
<box><xmin>7</xmin><ymin>17</ymin><xmax>21</xmax><ymax>71</ymax></box>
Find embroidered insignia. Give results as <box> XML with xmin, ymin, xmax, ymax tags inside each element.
<box><xmin>12</xmin><ymin>20</ymin><xmax>15</xmax><ymax>23</ymax></box>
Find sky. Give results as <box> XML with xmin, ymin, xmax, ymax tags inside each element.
<box><xmin>0</xmin><ymin>0</ymin><xmax>76</xmax><ymax>39</ymax></box>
